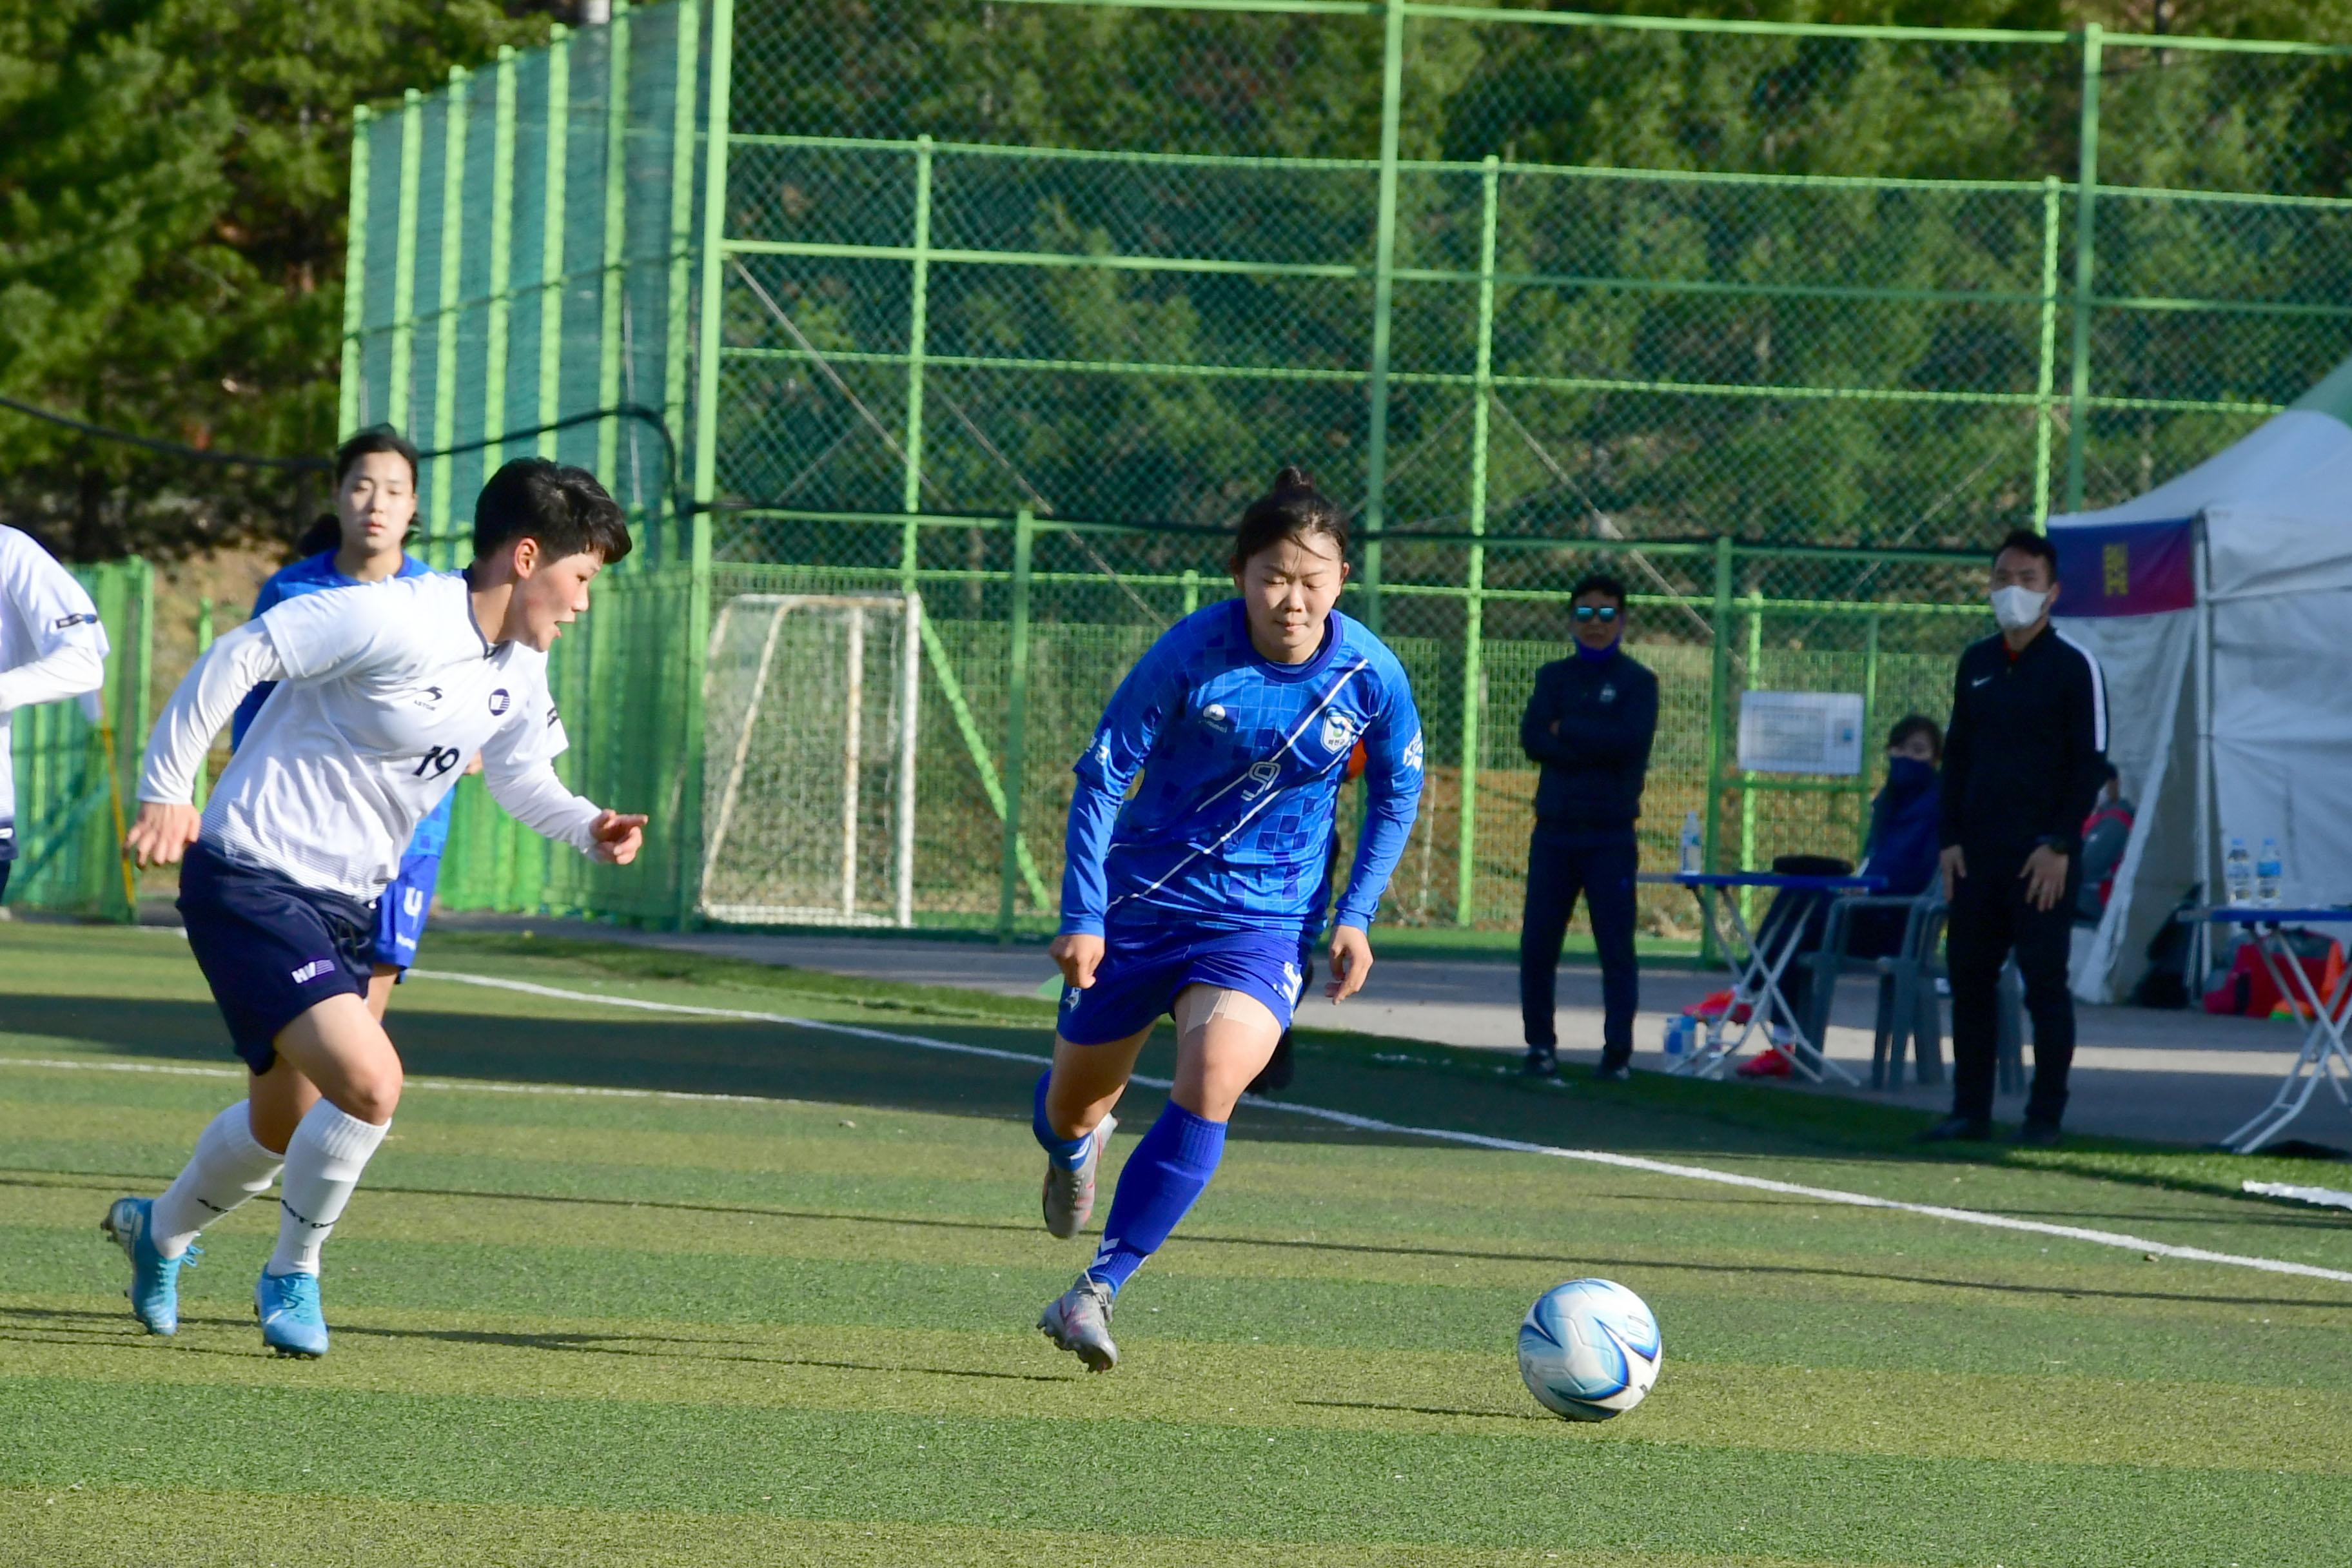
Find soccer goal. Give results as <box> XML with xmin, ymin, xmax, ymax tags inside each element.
<box><xmin>698</xmin><ymin>592</ymin><xmax>921</xmax><ymax>927</ymax></box>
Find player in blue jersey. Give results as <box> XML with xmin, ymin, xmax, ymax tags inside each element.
<box><xmin>231</xmin><ymin>427</ymin><xmax>453</xmax><ymax>1016</ymax></box>
<box><xmin>1031</xmin><ymin>467</ymin><xmax>1425</xmax><ymax>1370</ymax></box>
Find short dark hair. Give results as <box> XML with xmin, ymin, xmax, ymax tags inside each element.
<box><xmin>1886</xmin><ymin>713</ymin><xmax>1943</xmax><ymax>763</ymax></box>
<box><xmin>1992</xmin><ymin>527</ymin><xmax>2058</xmax><ymax>577</ymax></box>
<box><xmin>472</xmin><ymin>458</ymin><xmax>632</xmax><ymax>565</ymax></box>
<box><xmin>1569</xmin><ymin>571</ymin><xmax>1627</xmax><ymax>605</ymax></box>
<box><xmin>1229</xmin><ymin>466</ymin><xmax>1349</xmax><ymax>574</ymax></box>
<box><xmin>335</xmin><ymin>425</ymin><xmax>420</xmax><ymax>488</ymax></box>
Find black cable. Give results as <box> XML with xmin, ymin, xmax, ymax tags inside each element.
<box><xmin>0</xmin><ymin>393</ymin><xmax>332</xmax><ymax>472</ymax></box>
<box><xmin>0</xmin><ymin>392</ymin><xmax>688</xmax><ymax>516</ymax></box>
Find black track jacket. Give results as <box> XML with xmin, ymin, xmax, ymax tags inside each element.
<box><xmin>1520</xmin><ymin>650</ymin><xmax>1660</xmax><ymax>832</ymax></box>
<box><xmin>1938</xmin><ymin>624</ymin><xmax>2108</xmax><ymax>862</ymax></box>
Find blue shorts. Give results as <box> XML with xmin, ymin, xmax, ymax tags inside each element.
<box><xmin>1056</xmin><ymin>921</ymin><xmax>1308</xmax><ymax>1046</ymax></box>
<box><xmin>374</xmin><ymin>850</ymin><xmax>441</xmax><ymax>974</ymax></box>
<box><xmin>177</xmin><ymin>843</ymin><xmax>378</xmax><ymax>1075</ymax></box>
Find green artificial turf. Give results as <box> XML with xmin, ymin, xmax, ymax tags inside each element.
<box><xmin>4</xmin><ymin>922</ymin><xmax>2350</xmax><ymax>1565</ymax></box>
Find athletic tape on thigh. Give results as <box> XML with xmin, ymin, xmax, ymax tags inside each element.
<box><xmin>1172</xmin><ymin>985</ymin><xmax>1277</xmax><ymax>1039</ymax></box>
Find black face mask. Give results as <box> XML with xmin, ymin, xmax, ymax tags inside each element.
<box><xmin>1885</xmin><ymin>754</ymin><xmax>1936</xmax><ymax>790</ymax></box>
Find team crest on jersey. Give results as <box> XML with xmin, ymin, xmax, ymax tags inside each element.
<box><xmin>1320</xmin><ymin>709</ymin><xmax>1358</xmax><ymax>754</ymax></box>
<box><xmin>487</xmin><ymin>688</ymin><xmax>511</xmax><ymax>716</ymax></box>
<box><xmin>1202</xmin><ymin>701</ymin><xmax>1232</xmax><ymax>731</ymax></box>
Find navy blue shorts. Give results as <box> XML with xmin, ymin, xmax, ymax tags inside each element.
<box><xmin>373</xmin><ymin>850</ymin><xmax>441</xmax><ymax>974</ymax></box>
<box><xmin>178</xmin><ymin>843</ymin><xmax>378</xmax><ymax>1074</ymax></box>
<box><xmin>1056</xmin><ymin>921</ymin><xmax>1308</xmax><ymax>1046</ymax></box>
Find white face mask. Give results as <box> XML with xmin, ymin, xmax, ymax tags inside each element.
<box><xmin>1990</xmin><ymin>583</ymin><xmax>2050</xmax><ymax>632</ymax></box>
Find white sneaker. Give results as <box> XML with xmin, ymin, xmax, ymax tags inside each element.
<box><xmin>1040</xmin><ymin>1115</ymin><xmax>1115</xmax><ymax>1240</ymax></box>
<box><xmin>1037</xmin><ymin>1279</ymin><xmax>1119</xmax><ymax>1371</ymax></box>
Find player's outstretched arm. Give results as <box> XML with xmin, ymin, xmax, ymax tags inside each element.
<box><xmin>1328</xmin><ymin>669</ymin><xmax>1427</xmax><ymax>1000</ymax></box>
<box><xmin>128</xmin><ymin>622</ymin><xmax>288</xmax><ymax>867</ymax></box>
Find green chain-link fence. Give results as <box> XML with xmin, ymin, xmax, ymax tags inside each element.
<box><xmin>7</xmin><ymin>560</ymin><xmax>153</xmax><ymax>923</ymax></box>
<box><xmin>338</xmin><ymin>1</ymin><xmax>2352</xmax><ymax>941</ymax></box>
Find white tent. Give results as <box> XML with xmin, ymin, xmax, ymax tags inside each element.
<box><xmin>2048</xmin><ymin>355</ymin><xmax>2352</xmax><ymax>1003</ymax></box>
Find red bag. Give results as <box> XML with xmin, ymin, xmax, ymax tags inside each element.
<box><xmin>1685</xmin><ymin>988</ymin><xmax>1752</xmax><ymax>1027</ymax></box>
<box><xmin>2202</xmin><ymin>939</ymin><xmax>2333</xmax><ymax>1018</ymax></box>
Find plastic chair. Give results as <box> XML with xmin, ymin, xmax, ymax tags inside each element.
<box><xmin>1796</xmin><ymin>892</ymin><xmax>1942</xmax><ymax>1086</ymax></box>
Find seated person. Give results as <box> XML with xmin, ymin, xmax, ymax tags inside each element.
<box><xmin>1741</xmin><ymin>715</ymin><xmax>1943</xmax><ymax>1073</ymax></box>
<box><xmin>2075</xmin><ymin>763</ymin><xmax>2133</xmax><ymax>925</ymax></box>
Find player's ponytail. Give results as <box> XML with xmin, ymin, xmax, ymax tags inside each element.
<box><xmin>1229</xmin><ymin>466</ymin><xmax>1349</xmax><ymax>573</ymax></box>
<box><xmin>289</xmin><ymin>513</ymin><xmax>342</xmax><ymax>562</ymax></box>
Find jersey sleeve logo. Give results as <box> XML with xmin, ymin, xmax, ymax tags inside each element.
<box><xmin>1402</xmin><ymin>729</ymin><xmax>1425</xmax><ymax>772</ymax></box>
<box><xmin>52</xmin><ymin>612</ymin><xmax>98</xmax><ymax>631</ymax></box>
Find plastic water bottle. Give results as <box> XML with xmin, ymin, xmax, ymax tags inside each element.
<box><xmin>1679</xmin><ymin>811</ymin><xmax>1703</xmax><ymax>876</ymax></box>
<box><xmin>2256</xmin><ymin>837</ymin><xmax>2282</xmax><ymax>908</ymax></box>
<box><xmin>2224</xmin><ymin>836</ymin><xmax>2254</xmax><ymax>908</ymax></box>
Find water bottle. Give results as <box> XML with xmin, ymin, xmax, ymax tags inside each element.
<box><xmin>2256</xmin><ymin>837</ymin><xmax>2282</xmax><ymax>909</ymax></box>
<box><xmin>1679</xmin><ymin>810</ymin><xmax>1703</xmax><ymax>876</ymax></box>
<box><xmin>2224</xmin><ymin>836</ymin><xmax>2254</xmax><ymax>908</ymax></box>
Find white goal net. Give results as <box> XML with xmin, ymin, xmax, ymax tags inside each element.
<box><xmin>698</xmin><ymin>592</ymin><xmax>920</xmax><ymax>926</ymax></box>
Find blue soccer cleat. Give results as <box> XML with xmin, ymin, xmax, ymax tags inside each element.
<box><xmin>101</xmin><ymin>1197</ymin><xmax>193</xmax><ymax>1337</ymax></box>
<box><xmin>255</xmin><ymin>1269</ymin><xmax>329</xmax><ymax>1358</ymax></box>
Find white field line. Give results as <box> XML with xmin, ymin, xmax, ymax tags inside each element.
<box><xmin>7</xmin><ymin>965</ymin><xmax>2348</xmax><ymax>1288</ymax></box>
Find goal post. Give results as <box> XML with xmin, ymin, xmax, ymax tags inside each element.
<box><xmin>698</xmin><ymin>591</ymin><xmax>921</xmax><ymax>926</ymax></box>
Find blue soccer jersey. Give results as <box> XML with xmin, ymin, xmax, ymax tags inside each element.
<box><xmin>1059</xmin><ymin>600</ymin><xmax>1424</xmax><ymax>941</ymax></box>
<box><xmin>228</xmin><ymin>549</ymin><xmax>455</xmax><ymax>858</ymax></box>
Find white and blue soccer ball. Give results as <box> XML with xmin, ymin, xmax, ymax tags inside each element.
<box><xmin>1516</xmin><ymin>1278</ymin><xmax>1661</xmax><ymax>1421</ymax></box>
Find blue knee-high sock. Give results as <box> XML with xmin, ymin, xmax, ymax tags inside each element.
<box><xmin>1032</xmin><ymin>1071</ymin><xmax>1091</xmax><ymax>1171</ymax></box>
<box><xmin>1083</xmin><ymin>1102</ymin><xmax>1226</xmax><ymax>1297</ymax></box>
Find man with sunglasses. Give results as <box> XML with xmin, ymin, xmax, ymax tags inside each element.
<box><xmin>1518</xmin><ymin>572</ymin><xmax>1659</xmax><ymax>1080</ymax></box>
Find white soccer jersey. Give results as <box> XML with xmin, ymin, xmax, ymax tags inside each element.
<box><xmin>0</xmin><ymin>525</ymin><xmax>112</xmax><ymax>856</ymax></box>
<box><xmin>139</xmin><ymin>571</ymin><xmax>602</xmax><ymax>900</ymax></box>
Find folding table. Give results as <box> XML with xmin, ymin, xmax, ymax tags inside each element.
<box><xmin>2198</xmin><ymin>906</ymin><xmax>2352</xmax><ymax>1153</ymax></box>
<box><xmin>1642</xmin><ymin>870</ymin><xmax>1884</xmax><ymax>1084</ymax></box>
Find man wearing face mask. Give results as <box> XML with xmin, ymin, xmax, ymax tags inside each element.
<box><xmin>1925</xmin><ymin>529</ymin><xmax>2108</xmax><ymax>1148</ymax></box>
<box><xmin>1518</xmin><ymin>573</ymin><xmax>1660</xmax><ymax>1081</ymax></box>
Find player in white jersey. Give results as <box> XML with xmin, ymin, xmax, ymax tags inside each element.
<box><xmin>0</xmin><ymin>525</ymin><xmax>113</xmax><ymax>902</ymax></box>
<box><xmin>104</xmin><ymin>458</ymin><xmax>648</xmax><ymax>1357</ymax></box>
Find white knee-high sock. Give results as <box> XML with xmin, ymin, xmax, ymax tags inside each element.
<box><xmin>266</xmin><ymin>1101</ymin><xmax>388</xmax><ymax>1278</ymax></box>
<box><xmin>150</xmin><ymin>1101</ymin><xmax>284</xmax><ymax>1259</ymax></box>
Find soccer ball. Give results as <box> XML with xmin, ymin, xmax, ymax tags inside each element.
<box><xmin>1516</xmin><ymin>1278</ymin><xmax>1661</xmax><ymax>1421</ymax></box>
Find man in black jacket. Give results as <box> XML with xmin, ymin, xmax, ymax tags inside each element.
<box><xmin>1518</xmin><ymin>573</ymin><xmax>1660</xmax><ymax>1081</ymax></box>
<box><xmin>1926</xmin><ymin>528</ymin><xmax>2108</xmax><ymax>1148</ymax></box>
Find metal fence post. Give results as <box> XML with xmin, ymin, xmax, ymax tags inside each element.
<box><xmin>1701</xmin><ymin>536</ymin><xmax>1733</xmax><ymax>962</ymax></box>
<box><xmin>192</xmin><ymin>599</ymin><xmax>215</xmax><ymax>808</ymax></box>
<box><xmin>1738</xmin><ymin>589</ymin><xmax>1762</xmax><ymax>921</ymax></box>
<box><xmin>538</xmin><ymin>24</ymin><xmax>573</xmax><ymax>464</ymax></box>
<box><xmin>1455</xmin><ymin>153</ymin><xmax>1499</xmax><ymax>928</ymax></box>
<box><xmin>1359</xmin><ymin>0</ymin><xmax>1407</xmax><ymax>636</ymax></box>
<box><xmin>998</xmin><ymin>509</ymin><xmax>1036</xmax><ymax>941</ymax></box>
<box><xmin>1857</xmin><ymin>611</ymin><xmax>1881</xmax><ymax>860</ymax></box>
<box><xmin>484</xmin><ymin>48</ymin><xmax>518</xmax><ymax>475</ymax></box>
<box><xmin>338</xmin><ymin>107</ymin><xmax>371</xmax><ymax>438</ymax></box>
<box><xmin>660</xmin><ymin>0</ymin><xmax>701</xmax><ymax>568</ymax></box>
<box><xmin>596</xmin><ymin>3</ymin><xmax>634</xmax><ymax>491</ymax></box>
<box><xmin>429</xmin><ymin>66</ymin><xmax>471</xmax><ymax>565</ymax></box>
<box><xmin>2032</xmin><ymin>174</ymin><xmax>2061</xmax><ymax>530</ymax></box>
<box><xmin>2063</xmin><ymin>22</ymin><xmax>2102</xmax><ymax>513</ymax></box>
<box><xmin>901</xmin><ymin>134</ymin><xmax>934</xmax><ymax>589</ymax></box>
<box><xmin>680</xmin><ymin>0</ymin><xmax>736</xmax><ymax>929</ymax></box>
<box><xmin>388</xmin><ymin>90</ymin><xmax>424</xmax><ymax>438</ymax></box>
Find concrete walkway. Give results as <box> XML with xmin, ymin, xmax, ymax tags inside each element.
<box><xmin>440</xmin><ymin>917</ymin><xmax>2344</xmax><ymax>1150</ymax></box>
